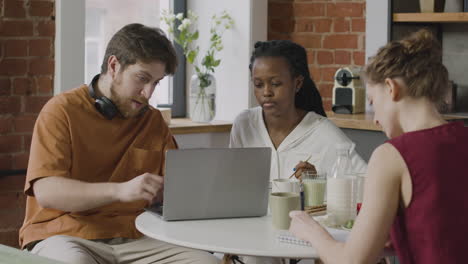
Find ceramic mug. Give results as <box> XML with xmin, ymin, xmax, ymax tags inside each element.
<box><xmin>271</xmin><ymin>178</ymin><xmax>300</xmax><ymax>193</ymax></box>
<box><xmin>269</xmin><ymin>192</ymin><xmax>301</xmax><ymax>229</ymax></box>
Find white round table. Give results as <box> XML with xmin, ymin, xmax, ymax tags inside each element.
<box><xmin>135</xmin><ymin>212</ymin><xmax>349</xmax><ymax>259</ymax></box>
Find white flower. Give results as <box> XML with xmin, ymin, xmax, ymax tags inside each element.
<box><xmin>162</xmin><ymin>9</ymin><xmax>233</xmax><ymax>76</ymax></box>
<box><xmin>182</xmin><ymin>18</ymin><xmax>191</xmax><ymax>27</ymax></box>
<box><xmin>177</xmin><ymin>19</ymin><xmax>192</xmax><ymax>31</ymax></box>
<box><xmin>188</xmin><ymin>10</ymin><xmax>198</xmax><ymax>20</ymax></box>
<box><xmin>168</xmin><ymin>13</ymin><xmax>176</xmax><ymax>23</ymax></box>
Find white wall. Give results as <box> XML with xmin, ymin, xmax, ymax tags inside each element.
<box><xmin>187</xmin><ymin>0</ymin><xmax>267</xmax><ymax>121</ymax></box>
<box><xmin>364</xmin><ymin>0</ymin><xmax>390</xmax><ymax>111</ymax></box>
<box><xmin>54</xmin><ymin>0</ymin><xmax>85</xmax><ymax>94</ymax></box>
<box><xmin>365</xmin><ymin>0</ymin><xmax>390</xmax><ymax>62</ymax></box>
<box><xmin>249</xmin><ymin>0</ymin><xmax>268</xmax><ymax>108</ymax></box>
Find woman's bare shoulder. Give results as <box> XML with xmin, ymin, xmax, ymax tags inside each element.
<box><xmin>368</xmin><ymin>143</ymin><xmax>407</xmax><ymax>181</ymax></box>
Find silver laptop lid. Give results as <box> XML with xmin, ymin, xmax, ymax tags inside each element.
<box><xmin>161</xmin><ymin>147</ymin><xmax>271</xmax><ymax>221</ymax></box>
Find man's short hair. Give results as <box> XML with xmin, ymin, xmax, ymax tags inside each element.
<box><xmin>101</xmin><ymin>23</ymin><xmax>178</xmax><ymax>75</ymax></box>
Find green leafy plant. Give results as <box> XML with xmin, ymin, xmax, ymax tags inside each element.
<box><xmin>161</xmin><ymin>10</ymin><xmax>234</xmax><ymax>89</ymax></box>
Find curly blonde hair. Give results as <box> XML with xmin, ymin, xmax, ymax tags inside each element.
<box><xmin>364</xmin><ymin>29</ymin><xmax>449</xmax><ymax>104</ymax></box>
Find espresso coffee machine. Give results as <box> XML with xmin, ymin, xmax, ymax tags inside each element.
<box><xmin>332</xmin><ymin>67</ymin><xmax>365</xmax><ymax>114</ymax></box>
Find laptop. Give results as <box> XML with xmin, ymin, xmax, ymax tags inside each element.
<box><xmin>146</xmin><ymin>147</ymin><xmax>272</xmax><ymax>221</ymax></box>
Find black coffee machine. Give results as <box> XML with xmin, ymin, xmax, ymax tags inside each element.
<box><xmin>332</xmin><ymin>67</ymin><xmax>365</xmax><ymax>114</ymax></box>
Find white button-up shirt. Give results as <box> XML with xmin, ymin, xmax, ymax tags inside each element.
<box><xmin>229</xmin><ymin>107</ymin><xmax>367</xmax><ymax>181</ymax></box>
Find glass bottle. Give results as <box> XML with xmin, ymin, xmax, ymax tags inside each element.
<box><xmin>326</xmin><ymin>143</ymin><xmax>356</xmax><ymax>226</ymax></box>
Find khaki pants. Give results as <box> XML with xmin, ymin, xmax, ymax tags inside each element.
<box><xmin>30</xmin><ymin>235</ymin><xmax>219</xmax><ymax>264</ymax></box>
<box><xmin>240</xmin><ymin>256</ymin><xmax>315</xmax><ymax>264</ymax></box>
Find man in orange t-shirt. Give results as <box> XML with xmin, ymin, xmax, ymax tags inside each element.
<box><xmin>19</xmin><ymin>23</ymin><xmax>218</xmax><ymax>264</ymax></box>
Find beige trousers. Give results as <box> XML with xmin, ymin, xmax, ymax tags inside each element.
<box><xmin>30</xmin><ymin>235</ymin><xmax>219</xmax><ymax>264</ymax></box>
<box><xmin>240</xmin><ymin>256</ymin><xmax>315</xmax><ymax>264</ymax></box>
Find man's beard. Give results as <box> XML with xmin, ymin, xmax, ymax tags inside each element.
<box><xmin>109</xmin><ymin>79</ymin><xmax>149</xmax><ymax>119</ymax></box>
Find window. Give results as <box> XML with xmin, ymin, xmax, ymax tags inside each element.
<box><xmin>84</xmin><ymin>0</ymin><xmax>186</xmax><ymax>116</ymax></box>
<box><xmin>57</xmin><ymin>0</ymin><xmax>266</xmax><ymax>120</ymax></box>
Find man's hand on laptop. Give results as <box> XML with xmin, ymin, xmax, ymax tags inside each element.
<box><xmin>116</xmin><ymin>173</ymin><xmax>164</xmax><ymax>204</ymax></box>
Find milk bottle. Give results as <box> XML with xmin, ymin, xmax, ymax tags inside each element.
<box><xmin>327</xmin><ymin>143</ymin><xmax>356</xmax><ymax>226</ymax></box>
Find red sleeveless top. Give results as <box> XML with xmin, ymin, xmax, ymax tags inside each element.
<box><xmin>387</xmin><ymin>121</ymin><xmax>468</xmax><ymax>264</ymax></box>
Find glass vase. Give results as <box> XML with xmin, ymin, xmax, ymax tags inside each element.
<box><xmin>189</xmin><ymin>73</ymin><xmax>216</xmax><ymax>122</ymax></box>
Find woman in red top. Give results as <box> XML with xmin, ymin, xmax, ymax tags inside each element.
<box><xmin>289</xmin><ymin>29</ymin><xmax>468</xmax><ymax>263</ymax></box>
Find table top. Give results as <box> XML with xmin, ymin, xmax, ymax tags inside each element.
<box><xmin>136</xmin><ymin>212</ymin><xmax>349</xmax><ymax>259</ymax></box>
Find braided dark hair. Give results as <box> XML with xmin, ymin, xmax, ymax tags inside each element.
<box><xmin>249</xmin><ymin>40</ymin><xmax>326</xmax><ymax>117</ymax></box>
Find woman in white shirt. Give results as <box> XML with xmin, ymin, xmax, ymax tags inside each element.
<box><xmin>230</xmin><ymin>40</ymin><xmax>366</xmax><ymax>182</ymax></box>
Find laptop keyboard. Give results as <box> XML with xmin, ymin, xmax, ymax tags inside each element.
<box><xmin>146</xmin><ymin>203</ymin><xmax>163</xmax><ymax>216</ymax></box>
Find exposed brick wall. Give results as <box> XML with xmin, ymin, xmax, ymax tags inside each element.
<box><xmin>268</xmin><ymin>0</ymin><xmax>366</xmax><ymax>111</ymax></box>
<box><xmin>0</xmin><ymin>0</ymin><xmax>55</xmax><ymax>248</ymax></box>
<box><xmin>0</xmin><ymin>173</ymin><xmax>26</xmax><ymax>248</ymax></box>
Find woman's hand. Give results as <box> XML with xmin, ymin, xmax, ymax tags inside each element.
<box><xmin>384</xmin><ymin>238</ymin><xmax>393</xmax><ymax>249</ymax></box>
<box><xmin>289</xmin><ymin>210</ymin><xmax>323</xmax><ymax>241</ymax></box>
<box><xmin>293</xmin><ymin>161</ymin><xmax>317</xmax><ymax>179</ymax></box>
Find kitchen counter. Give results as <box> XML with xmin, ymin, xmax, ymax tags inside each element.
<box><xmin>327</xmin><ymin>111</ymin><xmax>468</xmax><ymax>131</ymax></box>
<box><xmin>169</xmin><ymin>112</ymin><xmax>468</xmax><ymax>135</ymax></box>
<box><xmin>169</xmin><ymin>118</ymin><xmax>232</xmax><ymax>135</ymax></box>
<box><xmin>326</xmin><ymin>112</ymin><xmax>380</xmax><ymax>131</ymax></box>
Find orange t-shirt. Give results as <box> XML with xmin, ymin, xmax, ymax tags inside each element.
<box><xmin>19</xmin><ymin>85</ymin><xmax>177</xmax><ymax>248</ymax></box>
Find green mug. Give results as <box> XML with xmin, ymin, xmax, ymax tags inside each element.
<box><xmin>269</xmin><ymin>192</ymin><xmax>300</xmax><ymax>229</ymax></box>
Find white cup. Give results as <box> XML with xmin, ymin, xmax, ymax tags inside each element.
<box><xmin>272</xmin><ymin>178</ymin><xmax>300</xmax><ymax>193</ymax></box>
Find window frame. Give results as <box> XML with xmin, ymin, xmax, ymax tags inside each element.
<box><xmin>157</xmin><ymin>0</ymin><xmax>186</xmax><ymax>117</ymax></box>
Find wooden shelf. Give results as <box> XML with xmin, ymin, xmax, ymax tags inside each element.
<box><xmin>393</xmin><ymin>12</ymin><xmax>468</xmax><ymax>23</ymax></box>
<box><xmin>168</xmin><ymin>112</ymin><xmax>468</xmax><ymax>134</ymax></box>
